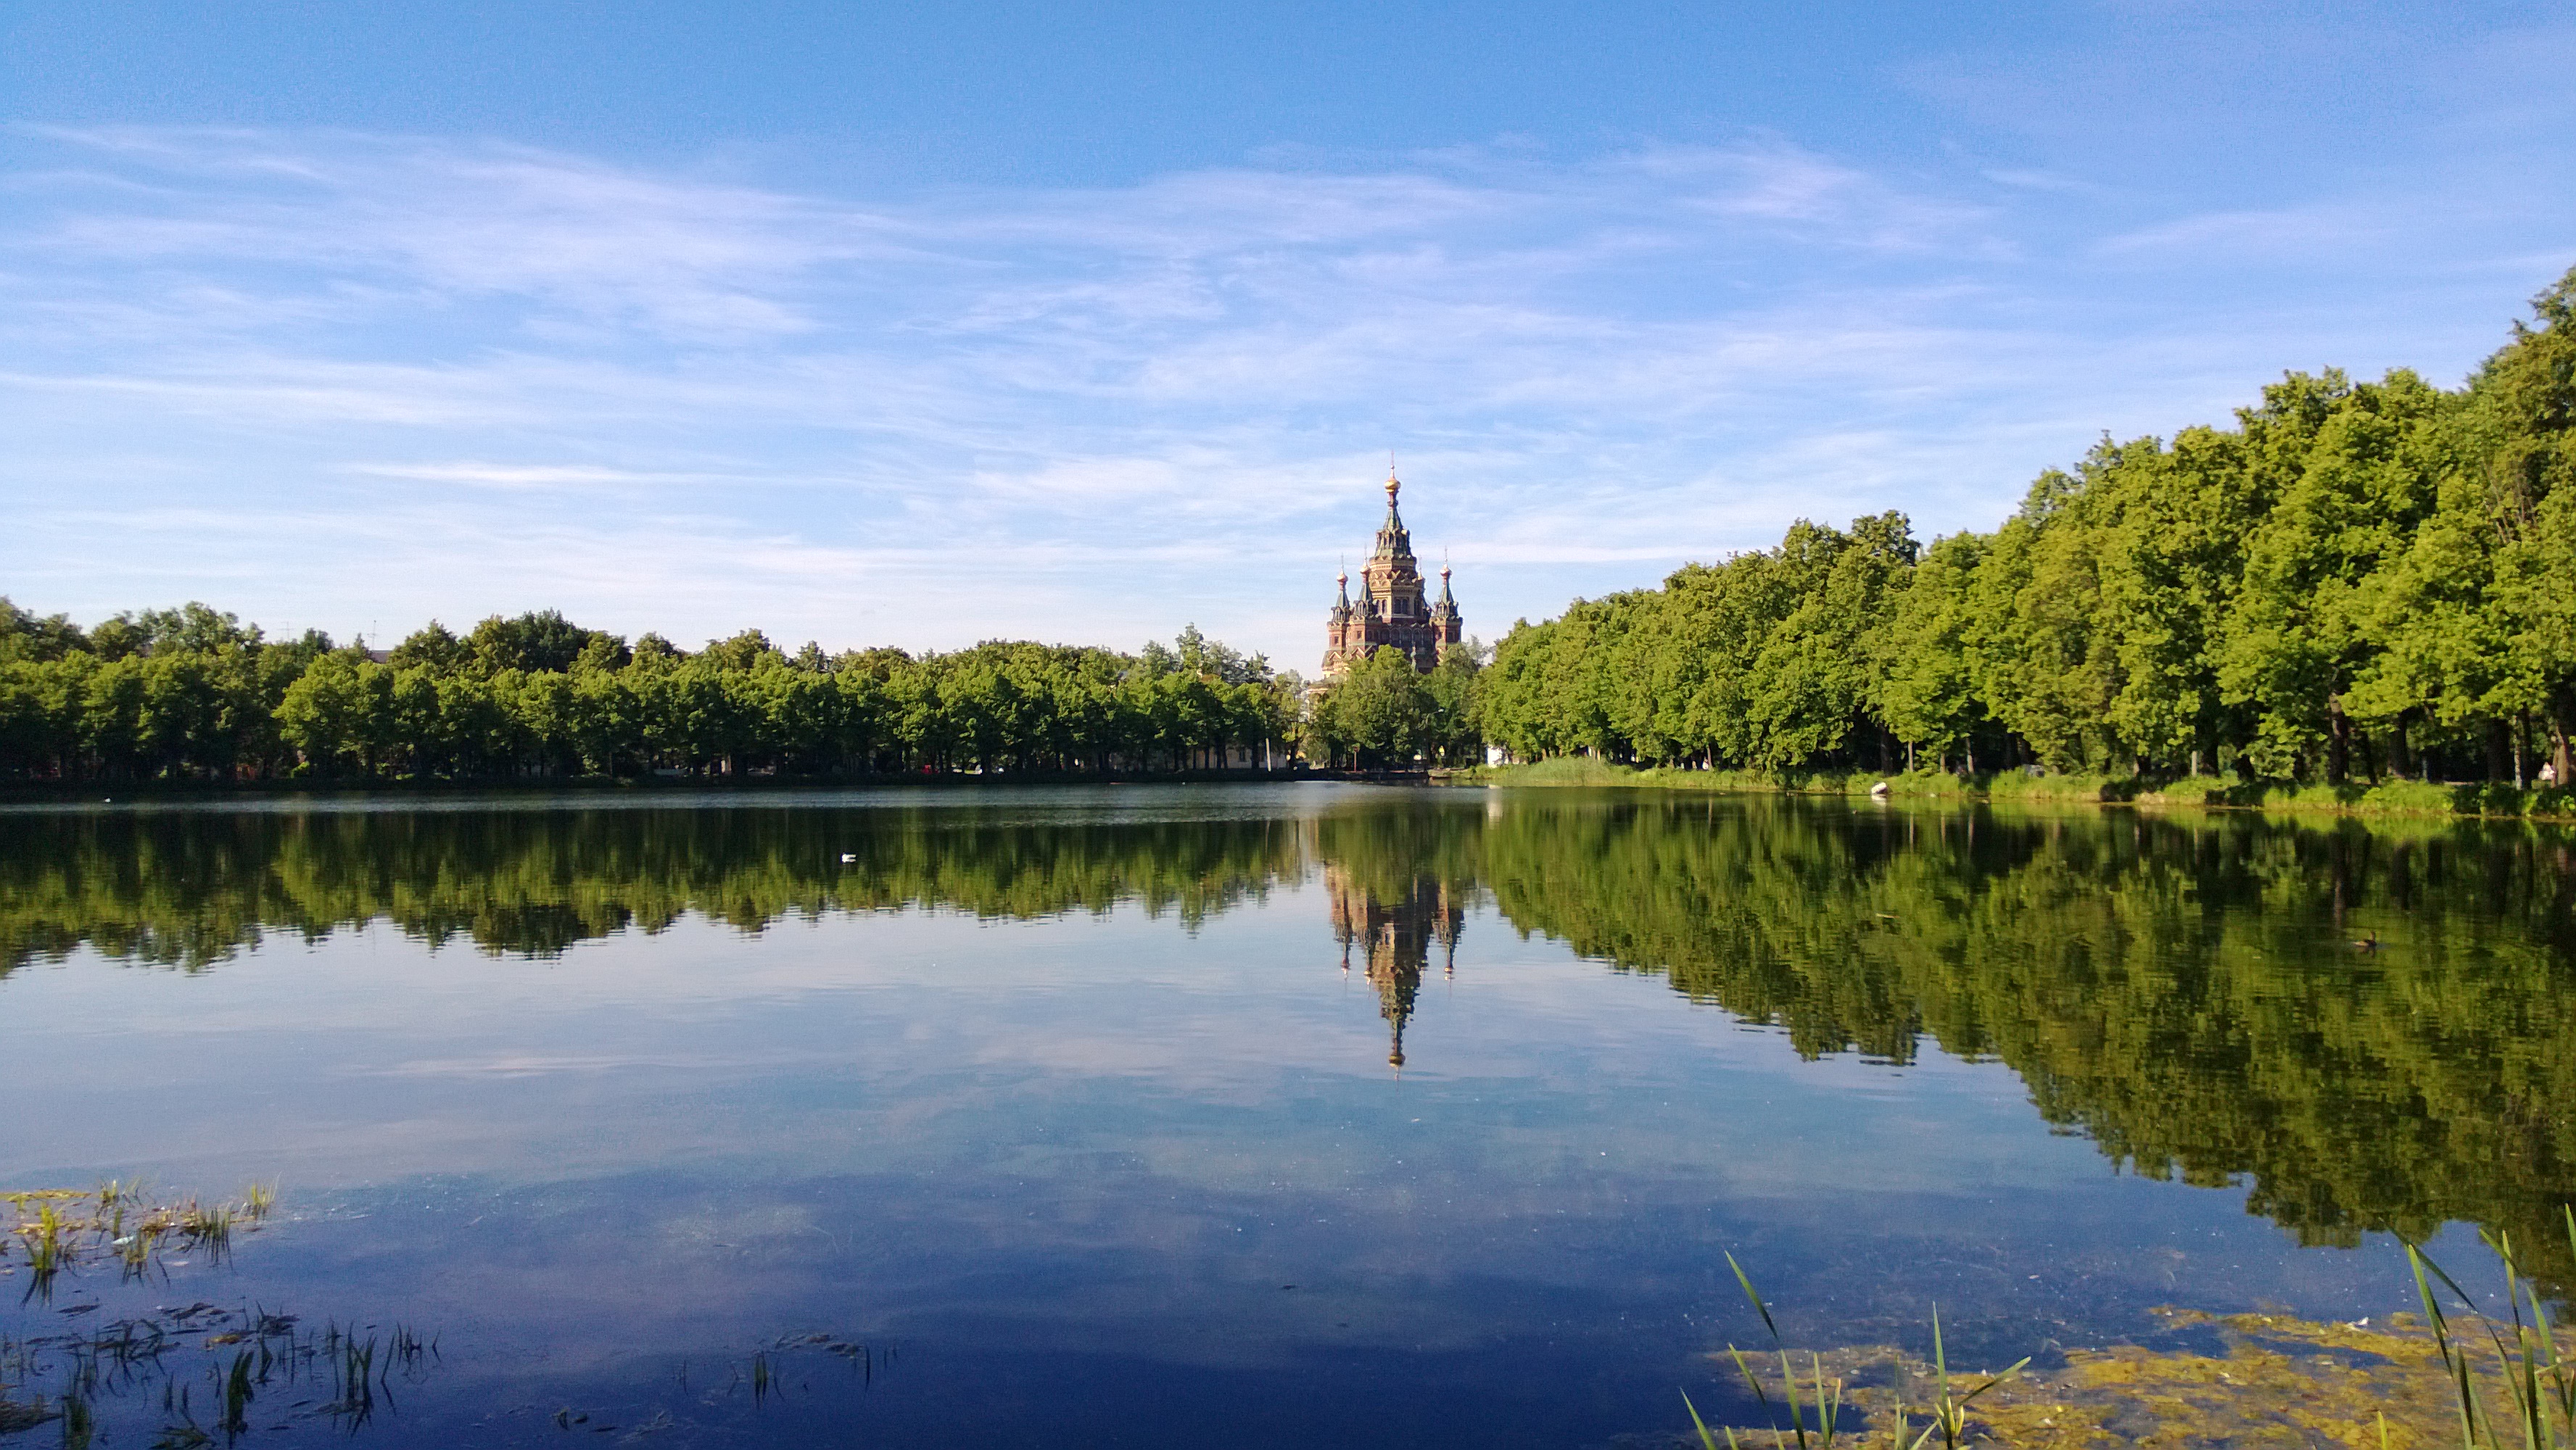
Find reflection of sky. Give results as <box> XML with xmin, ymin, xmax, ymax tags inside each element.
<box><xmin>0</xmin><ymin>795</ymin><xmax>2497</xmax><ymax>1448</ymax></box>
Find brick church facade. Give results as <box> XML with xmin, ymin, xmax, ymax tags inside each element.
<box><xmin>1323</xmin><ymin>473</ymin><xmax>1462</xmax><ymax>677</ymax></box>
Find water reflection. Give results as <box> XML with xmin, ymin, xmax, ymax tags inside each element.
<box><xmin>0</xmin><ymin>1299</ymin><xmax>439</xmax><ymax>1444</ymax></box>
<box><xmin>4</xmin><ymin>788</ymin><xmax>2573</xmax><ymax>1303</ymax></box>
<box><xmin>0</xmin><ymin>796</ymin><xmax>1308</xmax><ymax>971</ymax></box>
<box><xmin>1327</xmin><ymin>863</ymin><xmax>1464</xmax><ymax>1072</ymax></box>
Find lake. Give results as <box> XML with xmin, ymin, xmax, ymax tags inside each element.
<box><xmin>2</xmin><ymin>784</ymin><xmax>2570</xmax><ymax>1446</ymax></box>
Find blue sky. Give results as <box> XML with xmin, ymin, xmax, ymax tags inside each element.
<box><xmin>4</xmin><ymin>1</ymin><xmax>2572</xmax><ymax>668</ymax></box>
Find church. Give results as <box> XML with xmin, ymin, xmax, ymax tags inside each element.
<box><xmin>1322</xmin><ymin>471</ymin><xmax>1463</xmax><ymax>677</ymax></box>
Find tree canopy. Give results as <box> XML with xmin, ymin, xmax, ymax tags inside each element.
<box><xmin>1477</xmin><ymin>268</ymin><xmax>2576</xmax><ymax>788</ymax></box>
<box><xmin>0</xmin><ymin>610</ymin><xmax>1310</xmax><ymax>784</ymax></box>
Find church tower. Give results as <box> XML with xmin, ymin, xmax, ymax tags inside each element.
<box><xmin>1321</xmin><ymin>471</ymin><xmax>1464</xmax><ymax>677</ymax></box>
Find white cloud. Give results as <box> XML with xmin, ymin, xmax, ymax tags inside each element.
<box><xmin>1</xmin><ymin>124</ymin><xmax>2568</xmax><ymax>659</ymax></box>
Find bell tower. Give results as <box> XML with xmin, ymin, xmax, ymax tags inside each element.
<box><xmin>1322</xmin><ymin>471</ymin><xmax>1462</xmax><ymax>677</ymax></box>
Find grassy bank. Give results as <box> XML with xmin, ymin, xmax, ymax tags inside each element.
<box><xmin>1453</xmin><ymin>757</ymin><xmax>2576</xmax><ymax>823</ymax></box>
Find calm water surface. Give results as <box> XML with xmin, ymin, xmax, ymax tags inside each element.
<box><xmin>3</xmin><ymin>784</ymin><xmax>2571</xmax><ymax>1446</ymax></box>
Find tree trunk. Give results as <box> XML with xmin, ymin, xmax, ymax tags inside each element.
<box><xmin>2389</xmin><ymin>710</ymin><xmax>2414</xmax><ymax>781</ymax></box>
<box><xmin>2550</xmin><ymin>695</ymin><xmax>2573</xmax><ymax>786</ymax></box>
<box><xmin>2326</xmin><ymin>694</ymin><xmax>2350</xmax><ymax>784</ymax></box>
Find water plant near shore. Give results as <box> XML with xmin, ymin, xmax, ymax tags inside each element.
<box><xmin>1688</xmin><ymin>1256</ymin><xmax>2026</xmax><ymax>1450</ymax></box>
<box><xmin>1688</xmin><ymin>1212</ymin><xmax>2576</xmax><ymax>1449</ymax></box>
<box><xmin>4</xmin><ymin>1184</ymin><xmax>274</xmax><ymax>1304</ymax></box>
<box><xmin>0</xmin><ymin>1303</ymin><xmax>437</xmax><ymax>1443</ymax></box>
<box><xmin>2404</xmin><ymin>1211</ymin><xmax>2576</xmax><ymax>1449</ymax></box>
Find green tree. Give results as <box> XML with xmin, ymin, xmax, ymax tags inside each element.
<box><xmin>1322</xmin><ymin>647</ymin><xmax>1434</xmax><ymax>768</ymax></box>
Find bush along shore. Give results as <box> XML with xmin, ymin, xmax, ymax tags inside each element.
<box><xmin>1450</xmin><ymin>757</ymin><xmax>2576</xmax><ymax>824</ymax></box>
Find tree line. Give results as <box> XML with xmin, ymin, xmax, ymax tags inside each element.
<box><xmin>0</xmin><ymin>602</ymin><xmax>1330</xmax><ymax>782</ymax></box>
<box><xmin>10</xmin><ymin>264</ymin><xmax>2571</xmax><ymax>787</ymax></box>
<box><xmin>1477</xmin><ymin>266</ymin><xmax>2576</xmax><ymax>788</ymax></box>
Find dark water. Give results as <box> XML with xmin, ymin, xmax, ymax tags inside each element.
<box><xmin>2</xmin><ymin>784</ymin><xmax>2572</xmax><ymax>1446</ymax></box>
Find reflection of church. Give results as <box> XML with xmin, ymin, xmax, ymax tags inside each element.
<box><xmin>1327</xmin><ymin>865</ymin><xmax>1464</xmax><ymax>1072</ymax></box>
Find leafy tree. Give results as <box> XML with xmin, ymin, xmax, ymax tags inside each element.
<box><xmin>129</xmin><ymin>602</ymin><xmax>260</xmax><ymax>655</ymax></box>
<box><xmin>469</xmin><ymin>609</ymin><xmax>621</xmax><ymax>675</ymax></box>
<box><xmin>1320</xmin><ymin>646</ymin><xmax>1434</xmax><ymax>768</ymax></box>
<box><xmin>389</xmin><ymin>621</ymin><xmax>469</xmax><ymax>674</ymax></box>
<box><xmin>0</xmin><ymin>597</ymin><xmax>90</xmax><ymax>663</ymax></box>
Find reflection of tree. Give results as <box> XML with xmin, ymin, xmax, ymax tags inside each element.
<box><xmin>1482</xmin><ymin>795</ymin><xmax>2576</xmax><ymax>1296</ymax></box>
<box><xmin>0</xmin><ymin>806</ymin><xmax>1308</xmax><ymax>971</ymax></box>
<box><xmin>8</xmin><ymin>792</ymin><xmax>2575</xmax><ymax>1299</ymax></box>
<box><xmin>1327</xmin><ymin>863</ymin><xmax>1464</xmax><ymax>1071</ymax></box>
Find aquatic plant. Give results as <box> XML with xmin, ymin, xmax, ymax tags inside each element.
<box><xmin>1685</xmin><ymin>1256</ymin><xmax>2023</xmax><ymax>1450</ymax></box>
<box><xmin>2405</xmin><ymin>1208</ymin><xmax>2576</xmax><ymax>1449</ymax></box>
<box><xmin>0</xmin><ymin>1300</ymin><xmax>439</xmax><ymax>1444</ymax></box>
<box><xmin>4</xmin><ymin>1184</ymin><xmax>274</xmax><ymax>1304</ymax></box>
<box><xmin>1688</xmin><ymin>1215</ymin><xmax>2576</xmax><ymax>1449</ymax></box>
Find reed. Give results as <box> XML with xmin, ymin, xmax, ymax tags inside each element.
<box><xmin>220</xmin><ymin>1348</ymin><xmax>254</xmax><ymax>1438</ymax></box>
<box><xmin>1686</xmin><ymin>1255</ymin><xmax>2025</xmax><ymax>1450</ymax></box>
<box><xmin>1</xmin><ymin>1183</ymin><xmax>273</xmax><ymax>1302</ymax></box>
<box><xmin>2405</xmin><ymin>1207</ymin><xmax>2576</xmax><ymax>1449</ymax></box>
<box><xmin>1692</xmin><ymin>1213</ymin><xmax>2576</xmax><ymax>1449</ymax></box>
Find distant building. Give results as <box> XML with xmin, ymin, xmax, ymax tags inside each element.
<box><xmin>1322</xmin><ymin>471</ymin><xmax>1462</xmax><ymax>677</ymax></box>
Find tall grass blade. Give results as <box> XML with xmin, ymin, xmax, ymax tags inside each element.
<box><xmin>1727</xmin><ymin>1253</ymin><xmax>1782</xmax><ymax>1344</ymax></box>
<box><xmin>1680</xmin><ymin>1389</ymin><xmax>1729</xmax><ymax>1450</ymax></box>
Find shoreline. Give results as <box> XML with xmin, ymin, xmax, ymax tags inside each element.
<box><xmin>9</xmin><ymin>763</ymin><xmax>2569</xmax><ymax>826</ymax></box>
<box><xmin>0</xmin><ymin>768</ymin><xmax>1456</xmax><ymax>807</ymax></box>
<box><xmin>1443</xmin><ymin>759</ymin><xmax>2576</xmax><ymax>826</ymax></box>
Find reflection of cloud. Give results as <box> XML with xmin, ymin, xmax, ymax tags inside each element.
<box><xmin>6</xmin><ymin>863</ymin><xmax>2391</xmax><ymax>1385</ymax></box>
<box><xmin>1</xmin><ymin>125</ymin><xmax>2569</xmax><ymax>655</ymax></box>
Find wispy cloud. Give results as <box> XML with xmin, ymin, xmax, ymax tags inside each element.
<box><xmin>1</xmin><ymin>125</ymin><xmax>2567</xmax><ymax>659</ymax></box>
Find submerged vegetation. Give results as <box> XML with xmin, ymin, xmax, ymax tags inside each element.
<box><xmin>0</xmin><ymin>1299</ymin><xmax>437</xmax><ymax>1443</ymax></box>
<box><xmin>1701</xmin><ymin>1308</ymin><xmax>2512</xmax><ymax>1450</ymax></box>
<box><xmin>1693</xmin><ymin>1219</ymin><xmax>2576</xmax><ymax>1450</ymax></box>
<box><xmin>4</xmin><ymin>1185</ymin><xmax>272</xmax><ymax>1305</ymax></box>
<box><xmin>0</xmin><ymin>1182</ymin><xmax>395</xmax><ymax>1444</ymax></box>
